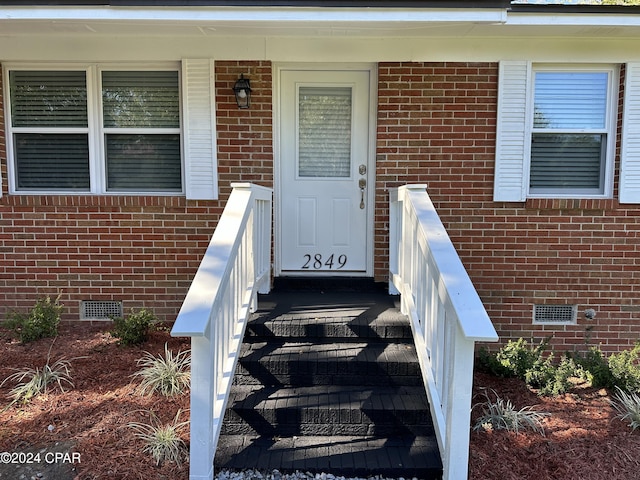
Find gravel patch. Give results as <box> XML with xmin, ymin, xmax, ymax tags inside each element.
<box><xmin>216</xmin><ymin>469</ymin><xmax>419</xmax><ymax>480</ymax></box>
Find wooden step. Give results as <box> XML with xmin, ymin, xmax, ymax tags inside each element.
<box><xmin>216</xmin><ymin>285</ymin><xmax>442</xmax><ymax>479</ymax></box>
<box><xmin>234</xmin><ymin>341</ymin><xmax>423</xmax><ymax>387</ymax></box>
<box><xmin>222</xmin><ymin>385</ymin><xmax>435</xmax><ymax>437</ymax></box>
<box><xmin>215</xmin><ymin>435</ymin><xmax>442</xmax><ymax>479</ymax></box>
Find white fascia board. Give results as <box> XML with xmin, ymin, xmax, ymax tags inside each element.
<box><xmin>507</xmin><ymin>11</ymin><xmax>640</xmax><ymax>28</ymax></box>
<box><xmin>0</xmin><ymin>6</ymin><xmax>506</xmax><ymax>25</ymax></box>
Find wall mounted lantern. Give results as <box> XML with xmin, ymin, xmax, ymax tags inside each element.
<box><xmin>233</xmin><ymin>74</ymin><xmax>252</xmax><ymax>109</ymax></box>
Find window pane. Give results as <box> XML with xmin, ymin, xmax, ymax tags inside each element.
<box><xmin>534</xmin><ymin>72</ymin><xmax>608</xmax><ymax>129</ymax></box>
<box><xmin>105</xmin><ymin>134</ymin><xmax>181</xmax><ymax>191</ymax></box>
<box><xmin>530</xmin><ymin>133</ymin><xmax>604</xmax><ymax>191</ymax></box>
<box><xmin>10</xmin><ymin>71</ymin><xmax>87</xmax><ymax>128</ymax></box>
<box><xmin>102</xmin><ymin>71</ymin><xmax>180</xmax><ymax>128</ymax></box>
<box><xmin>14</xmin><ymin>133</ymin><xmax>90</xmax><ymax>190</ymax></box>
<box><xmin>298</xmin><ymin>86</ymin><xmax>352</xmax><ymax>178</ymax></box>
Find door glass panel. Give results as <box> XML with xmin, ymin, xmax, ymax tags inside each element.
<box><xmin>298</xmin><ymin>86</ymin><xmax>352</xmax><ymax>177</ymax></box>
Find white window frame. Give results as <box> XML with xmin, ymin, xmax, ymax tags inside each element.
<box><xmin>3</xmin><ymin>62</ymin><xmax>184</xmax><ymax>196</ymax></box>
<box><xmin>525</xmin><ymin>64</ymin><xmax>618</xmax><ymax>199</ymax></box>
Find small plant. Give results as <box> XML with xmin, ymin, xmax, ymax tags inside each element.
<box><xmin>4</xmin><ymin>294</ymin><xmax>63</xmax><ymax>343</ymax></box>
<box><xmin>111</xmin><ymin>308</ymin><xmax>157</xmax><ymax>346</ymax></box>
<box><xmin>482</xmin><ymin>338</ymin><xmax>550</xmax><ymax>380</ymax></box>
<box><xmin>611</xmin><ymin>386</ymin><xmax>640</xmax><ymax>432</ymax></box>
<box><xmin>128</xmin><ymin>410</ymin><xmax>189</xmax><ymax>466</ymax></box>
<box><xmin>608</xmin><ymin>343</ymin><xmax>640</xmax><ymax>394</ymax></box>
<box><xmin>132</xmin><ymin>344</ymin><xmax>191</xmax><ymax>397</ymax></box>
<box><xmin>1</xmin><ymin>356</ymin><xmax>74</xmax><ymax>406</ymax></box>
<box><xmin>570</xmin><ymin>346</ymin><xmax>615</xmax><ymax>389</ymax></box>
<box><xmin>530</xmin><ymin>355</ymin><xmax>584</xmax><ymax>397</ymax></box>
<box><xmin>473</xmin><ymin>389</ymin><xmax>549</xmax><ymax>435</ymax></box>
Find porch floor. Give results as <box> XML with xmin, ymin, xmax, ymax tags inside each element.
<box><xmin>215</xmin><ymin>278</ymin><xmax>442</xmax><ymax>479</ymax></box>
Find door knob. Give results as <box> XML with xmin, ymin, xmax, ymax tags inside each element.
<box><xmin>358</xmin><ymin>178</ymin><xmax>366</xmax><ymax>209</ymax></box>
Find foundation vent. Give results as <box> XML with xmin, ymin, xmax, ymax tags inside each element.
<box><xmin>80</xmin><ymin>300</ymin><xmax>123</xmax><ymax>321</ymax></box>
<box><xmin>533</xmin><ymin>304</ymin><xmax>577</xmax><ymax>325</ymax></box>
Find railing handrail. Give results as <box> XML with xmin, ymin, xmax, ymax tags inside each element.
<box><xmin>391</xmin><ymin>185</ymin><xmax>497</xmax><ymax>342</ymax></box>
<box><xmin>171</xmin><ymin>182</ymin><xmax>273</xmax><ymax>480</ymax></box>
<box><xmin>172</xmin><ymin>182</ymin><xmax>273</xmax><ymax>337</ymax></box>
<box><xmin>389</xmin><ymin>184</ymin><xmax>498</xmax><ymax>480</ymax></box>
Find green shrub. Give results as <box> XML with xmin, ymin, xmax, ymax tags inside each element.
<box><xmin>570</xmin><ymin>347</ymin><xmax>615</xmax><ymax>389</ymax></box>
<box><xmin>111</xmin><ymin>308</ymin><xmax>157</xmax><ymax>346</ymax></box>
<box><xmin>537</xmin><ymin>356</ymin><xmax>583</xmax><ymax>397</ymax></box>
<box><xmin>481</xmin><ymin>338</ymin><xmax>586</xmax><ymax>396</ymax></box>
<box><xmin>478</xmin><ymin>346</ymin><xmax>511</xmax><ymax>377</ymax></box>
<box><xmin>4</xmin><ymin>294</ymin><xmax>63</xmax><ymax>343</ymax></box>
<box><xmin>480</xmin><ymin>338</ymin><xmax>550</xmax><ymax>379</ymax></box>
<box><xmin>608</xmin><ymin>343</ymin><xmax>640</xmax><ymax>394</ymax></box>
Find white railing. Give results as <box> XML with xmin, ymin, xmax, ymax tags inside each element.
<box><xmin>171</xmin><ymin>183</ymin><xmax>273</xmax><ymax>480</ymax></box>
<box><xmin>389</xmin><ymin>185</ymin><xmax>498</xmax><ymax>480</ymax></box>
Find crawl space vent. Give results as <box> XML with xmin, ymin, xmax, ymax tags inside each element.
<box><xmin>533</xmin><ymin>304</ymin><xmax>577</xmax><ymax>325</ymax></box>
<box><xmin>80</xmin><ymin>300</ymin><xmax>123</xmax><ymax>321</ymax></box>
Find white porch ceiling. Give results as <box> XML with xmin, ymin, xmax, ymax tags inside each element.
<box><xmin>0</xmin><ymin>6</ymin><xmax>640</xmax><ymax>38</ymax></box>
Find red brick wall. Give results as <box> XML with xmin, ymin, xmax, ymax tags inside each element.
<box><xmin>215</xmin><ymin>61</ymin><xmax>274</xmax><ymax>199</ymax></box>
<box><xmin>0</xmin><ymin>61</ymin><xmax>273</xmax><ymax>322</ymax></box>
<box><xmin>376</xmin><ymin>62</ymin><xmax>640</xmax><ymax>353</ymax></box>
<box><xmin>1</xmin><ymin>60</ymin><xmax>639</xmax><ymax>353</ymax></box>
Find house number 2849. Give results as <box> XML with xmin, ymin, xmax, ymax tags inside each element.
<box><xmin>302</xmin><ymin>254</ymin><xmax>347</xmax><ymax>270</ymax></box>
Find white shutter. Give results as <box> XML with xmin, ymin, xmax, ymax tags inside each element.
<box><xmin>620</xmin><ymin>62</ymin><xmax>640</xmax><ymax>204</ymax></box>
<box><xmin>182</xmin><ymin>59</ymin><xmax>218</xmax><ymax>200</ymax></box>
<box><xmin>494</xmin><ymin>61</ymin><xmax>531</xmax><ymax>202</ymax></box>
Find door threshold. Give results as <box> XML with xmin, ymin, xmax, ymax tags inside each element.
<box><xmin>272</xmin><ymin>276</ymin><xmax>385</xmax><ymax>293</ymax></box>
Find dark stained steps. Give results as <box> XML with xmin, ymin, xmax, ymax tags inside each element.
<box><xmin>214</xmin><ymin>279</ymin><xmax>442</xmax><ymax>479</ymax></box>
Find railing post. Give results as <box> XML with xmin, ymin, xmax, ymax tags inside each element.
<box><xmin>188</xmin><ymin>335</ymin><xmax>216</xmax><ymax>480</ymax></box>
<box><xmin>443</xmin><ymin>331</ymin><xmax>476</xmax><ymax>480</ymax></box>
<box><xmin>388</xmin><ymin>188</ymin><xmax>400</xmax><ymax>295</ymax></box>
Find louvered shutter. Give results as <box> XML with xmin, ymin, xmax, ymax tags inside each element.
<box><xmin>494</xmin><ymin>61</ymin><xmax>530</xmax><ymax>202</ymax></box>
<box><xmin>620</xmin><ymin>63</ymin><xmax>640</xmax><ymax>204</ymax></box>
<box><xmin>182</xmin><ymin>59</ymin><xmax>218</xmax><ymax>200</ymax></box>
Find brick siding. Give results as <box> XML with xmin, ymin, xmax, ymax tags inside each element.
<box><xmin>0</xmin><ymin>61</ymin><xmax>273</xmax><ymax>322</ymax></box>
<box><xmin>1</xmin><ymin>60</ymin><xmax>638</xmax><ymax>352</ymax></box>
<box><xmin>376</xmin><ymin>62</ymin><xmax>640</xmax><ymax>353</ymax></box>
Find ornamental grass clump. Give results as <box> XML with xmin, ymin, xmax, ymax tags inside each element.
<box><xmin>473</xmin><ymin>389</ymin><xmax>549</xmax><ymax>435</ymax></box>
<box><xmin>128</xmin><ymin>410</ymin><xmax>189</xmax><ymax>466</ymax></box>
<box><xmin>611</xmin><ymin>387</ymin><xmax>640</xmax><ymax>432</ymax></box>
<box><xmin>1</xmin><ymin>357</ymin><xmax>74</xmax><ymax>406</ymax></box>
<box><xmin>132</xmin><ymin>344</ymin><xmax>191</xmax><ymax>397</ymax></box>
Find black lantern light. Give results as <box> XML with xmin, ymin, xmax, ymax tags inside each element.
<box><xmin>233</xmin><ymin>74</ymin><xmax>252</xmax><ymax>109</ymax></box>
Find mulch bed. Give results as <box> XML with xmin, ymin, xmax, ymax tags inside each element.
<box><xmin>1</xmin><ymin>324</ymin><xmax>639</xmax><ymax>479</ymax></box>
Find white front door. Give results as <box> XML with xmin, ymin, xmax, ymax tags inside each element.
<box><xmin>277</xmin><ymin>67</ymin><xmax>373</xmax><ymax>276</ymax></box>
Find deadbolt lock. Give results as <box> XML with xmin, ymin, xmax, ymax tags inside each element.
<box><xmin>359</xmin><ymin>164</ymin><xmax>367</xmax><ymax>175</ymax></box>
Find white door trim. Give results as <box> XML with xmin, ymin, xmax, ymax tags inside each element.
<box><xmin>273</xmin><ymin>62</ymin><xmax>378</xmax><ymax>277</ymax></box>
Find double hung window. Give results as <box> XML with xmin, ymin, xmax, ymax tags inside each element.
<box><xmin>5</xmin><ymin>65</ymin><xmax>182</xmax><ymax>194</ymax></box>
<box><xmin>529</xmin><ymin>67</ymin><xmax>615</xmax><ymax>197</ymax></box>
